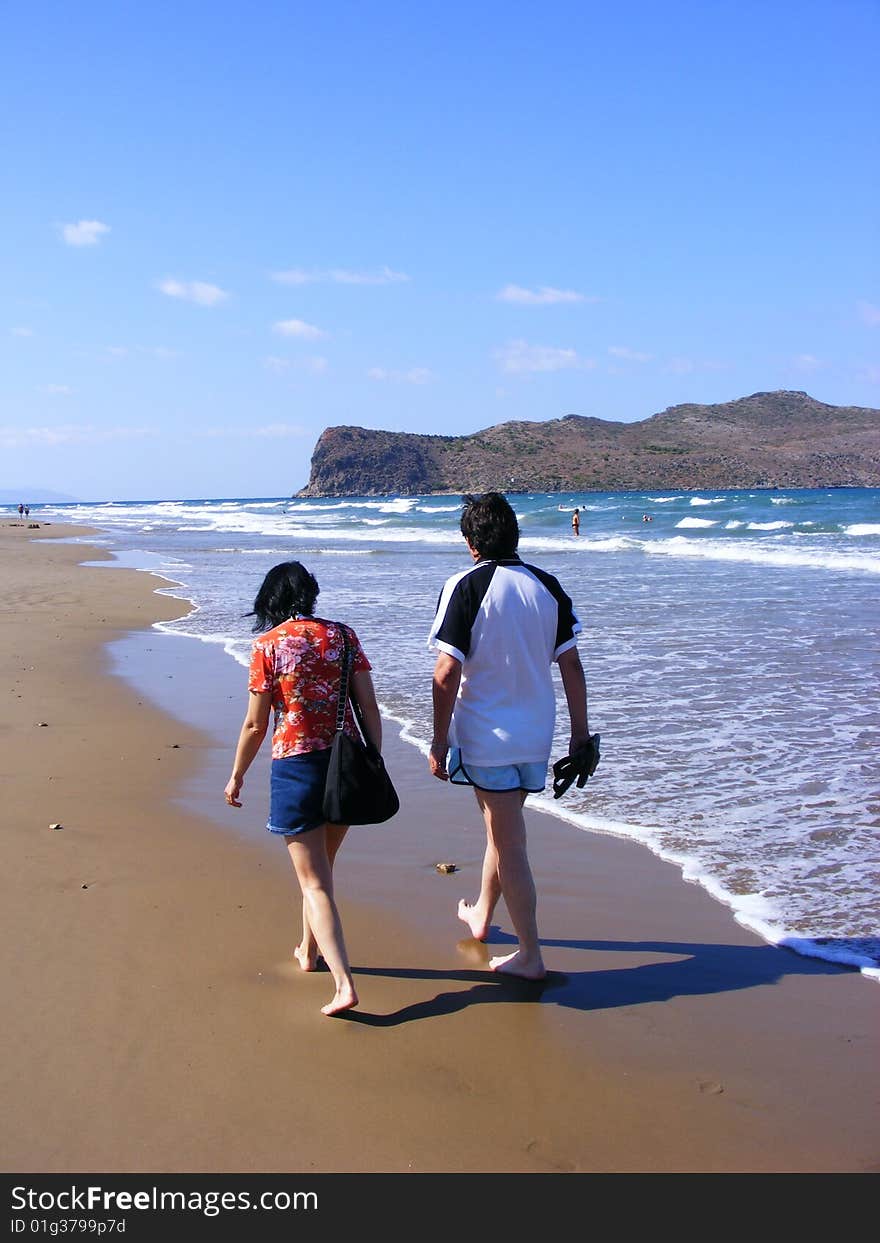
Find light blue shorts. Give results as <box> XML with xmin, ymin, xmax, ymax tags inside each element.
<box><xmin>447</xmin><ymin>747</ymin><xmax>547</xmax><ymax>793</ymax></box>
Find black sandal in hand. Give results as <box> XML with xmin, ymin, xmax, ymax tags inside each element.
<box><xmin>552</xmin><ymin>734</ymin><xmax>601</xmax><ymax>799</ymax></box>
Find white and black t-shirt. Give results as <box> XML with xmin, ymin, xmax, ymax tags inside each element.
<box><xmin>427</xmin><ymin>557</ymin><xmax>581</xmax><ymax>766</ymax></box>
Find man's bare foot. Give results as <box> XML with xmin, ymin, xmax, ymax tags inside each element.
<box><xmin>457</xmin><ymin>899</ymin><xmax>489</xmax><ymax>941</ymax></box>
<box><xmin>294</xmin><ymin>945</ymin><xmax>323</xmax><ymax>972</ymax></box>
<box><xmin>489</xmin><ymin>949</ymin><xmax>546</xmax><ymax>980</ymax></box>
<box><xmin>321</xmin><ymin>983</ymin><xmax>359</xmax><ymax>1016</ymax></box>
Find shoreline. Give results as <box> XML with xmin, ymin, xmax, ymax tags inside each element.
<box><xmin>124</xmin><ymin>552</ymin><xmax>880</xmax><ymax>985</ymax></box>
<box><xmin>2</xmin><ymin>521</ymin><xmax>879</xmax><ymax>1174</ymax></box>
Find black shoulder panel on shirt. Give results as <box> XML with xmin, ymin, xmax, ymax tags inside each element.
<box><xmin>434</xmin><ymin>562</ymin><xmax>498</xmax><ymax>658</ymax></box>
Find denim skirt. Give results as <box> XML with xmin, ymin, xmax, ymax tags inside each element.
<box><xmin>267</xmin><ymin>749</ymin><xmax>332</xmax><ymax>836</ymax></box>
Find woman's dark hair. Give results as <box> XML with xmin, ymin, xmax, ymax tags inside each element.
<box><xmin>459</xmin><ymin>492</ymin><xmax>520</xmax><ymax>559</ymax></box>
<box><xmin>248</xmin><ymin>561</ymin><xmax>320</xmax><ymax>631</ymax></box>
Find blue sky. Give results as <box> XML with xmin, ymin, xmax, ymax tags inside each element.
<box><xmin>2</xmin><ymin>0</ymin><xmax>878</xmax><ymax>501</ymax></box>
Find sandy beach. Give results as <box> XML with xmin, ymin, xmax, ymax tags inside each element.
<box><xmin>2</xmin><ymin>520</ymin><xmax>879</xmax><ymax>1176</ymax></box>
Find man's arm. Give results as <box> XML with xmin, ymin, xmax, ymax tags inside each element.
<box><xmin>430</xmin><ymin>651</ymin><xmax>463</xmax><ymax>780</ymax></box>
<box><xmin>557</xmin><ymin>646</ymin><xmax>590</xmax><ymax>752</ymax></box>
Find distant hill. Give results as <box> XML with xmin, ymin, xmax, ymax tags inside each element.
<box><xmin>0</xmin><ymin>488</ymin><xmax>79</xmax><ymax>504</ymax></box>
<box><xmin>295</xmin><ymin>391</ymin><xmax>880</xmax><ymax>496</ymax></box>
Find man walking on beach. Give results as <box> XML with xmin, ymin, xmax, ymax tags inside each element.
<box><xmin>428</xmin><ymin>492</ymin><xmax>591</xmax><ymax>979</ymax></box>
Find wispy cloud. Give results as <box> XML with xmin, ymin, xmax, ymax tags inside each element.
<box><xmin>196</xmin><ymin>423</ymin><xmax>310</xmax><ymax>439</ymax></box>
<box><xmin>663</xmin><ymin>357</ymin><xmax>727</xmax><ymax>375</ymax></box>
<box><xmin>858</xmin><ymin>301</ymin><xmax>880</xmax><ymax>327</ymax></box>
<box><xmin>272</xmin><ymin>266</ymin><xmax>410</xmax><ymax>286</ymax></box>
<box><xmin>496</xmin><ymin>284</ymin><xmax>594</xmax><ymax>306</ymax></box>
<box><xmin>60</xmin><ymin>219</ymin><xmax>110</xmax><ymax>247</ymax></box>
<box><xmin>607</xmin><ymin>345</ymin><xmax>653</xmax><ymax>363</ymax></box>
<box><xmin>494</xmin><ymin>339</ymin><xmax>593</xmax><ymax>374</ymax></box>
<box><xmin>0</xmin><ymin>424</ymin><xmax>152</xmax><ymax>448</ymax></box>
<box><xmin>43</xmin><ymin>384</ymin><xmax>72</xmax><ymax>395</ymax></box>
<box><xmin>264</xmin><ymin>354</ymin><xmax>328</xmax><ymax>374</ymax></box>
<box><xmin>11</xmin><ymin>326</ymin><xmax>34</xmax><ymax>337</ymax></box>
<box><xmin>273</xmin><ymin>318</ymin><xmax>327</xmax><ymax>340</ymax></box>
<box><xmin>791</xmin><ymin>353</ymin><xmax>823</xmax><ymax>372</ymax></box>
<box><xmin>367</xmin><ymin>366</ymin><xmax>433</xmax><ymax>384</ymax></box>
<box><xmin>104</xmin><ymin>344</ymin><xmax>181</xmax><ymax>359</ymax></box>
<box><xmin>156</xmin><ymin>278</ymin><xmax>229</xmax><ymax>307</ymax></box>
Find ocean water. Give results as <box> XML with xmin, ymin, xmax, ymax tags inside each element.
<box><xmin>19</xmin><ymin>487</ymin><xmax>880</xmax><ymax>982</ymax></box>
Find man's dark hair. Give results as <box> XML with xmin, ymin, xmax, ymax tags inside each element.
<box><xmin>249</xmin><ymin>560</ymin><xmax>320</xmax><ymax>631</ymax></box>
<box><xmin>460</xmin><ymin>492</ymin><xmax>520</xmax><ymax>560</ymax></box>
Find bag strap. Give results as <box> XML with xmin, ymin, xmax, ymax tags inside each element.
<box><xmin>335</xmin><ymin>624</ymin><xmax>372</xmax><ymax>747</ymax></box>
<box><xmin>334</xmin><ymin>625</ymin><xmax>353</xmax><ymax>732</ymax></box>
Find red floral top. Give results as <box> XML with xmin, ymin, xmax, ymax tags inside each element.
<box><xmin>248</xmin><ymin>617</ymin><xmax>372</xmax><ymax>759</ymax></box>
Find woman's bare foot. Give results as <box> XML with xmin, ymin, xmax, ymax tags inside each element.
<box><xmin>294</xmin><ymin>944</ymin><xmax>322</xmax><ymax>972</ymax></box>
<box><xmin>489</xmin><ymin>949</ymin><xmax>546</xmax><ymax>980</ymax></box>
<box><xmin>321</xmin><ymin>983</ymin><xmax>359</xmax><ymax>1016</ymax></box>
<box><xmin>457</xmin><ymin>899</ymin><xmax>489</xmax><ymax>942</ymax></box>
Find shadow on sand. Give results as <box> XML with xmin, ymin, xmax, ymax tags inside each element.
<box><xmin>339</xmin><ymin>929</ymin><xmax>860</xmax><ymax>1027</ymax></box>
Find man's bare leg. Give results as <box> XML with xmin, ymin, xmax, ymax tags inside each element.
<box><xmin>286</xmin><ymin>827</ymin><xmax>358</xmax><ymax>1015</ymax></box>
<box><xmin>294</xmin><ymin>823</ymin><xmax>347</xmax><ymax>970</ymax></box>
<box><xmin>457</xmin><ymin>830</ymin><xmax>502</xmax><ymax>941</ymax></box>
<box><xmin>475</xmin><ymin>789</ymin><xmax>545</xmax><ymax>979</ymax></box>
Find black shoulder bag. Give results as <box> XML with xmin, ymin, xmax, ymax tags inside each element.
<box><xmin>322</xmin><ymin>626</ymin><xmax>400</xmax><ymax>825</ymax></box>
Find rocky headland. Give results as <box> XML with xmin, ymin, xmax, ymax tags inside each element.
<box><xmin>295</xmin><ymin>390</ymin><xmax>880</xmax><ymax>497</ymax></box>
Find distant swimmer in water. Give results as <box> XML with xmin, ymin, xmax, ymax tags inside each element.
<box><xmin>642</xmin><ymin>513</ymin><xmax>652</xmax><ymax>523</ymax></box>
<box><xmin>571</xmin><ymin>507</ymin><xmax>580</xmax><ymax>536</ymax></box>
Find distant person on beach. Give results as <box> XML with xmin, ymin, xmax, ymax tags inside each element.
<box><xmin>17</xmin><ymin>503</ymin><xmax>23</xmax><ymax>517</ymax></box>
<box><xmin>571</xmin><ymin>507</ymin><xmax>580</xmax><ymax>535</ymax></box>
<box><xmin>428</xmin><ymin>492</ymin><xmax>591</xmax><ymax>979</ymax></box>
<box><xmin>24</xmin><ymin>504</ymin><xmax>30</xmax><ymax>517</ymax></box>
<box><xmin>224</xmin><ymin>560</ymin><xmax>382</xmax><ymax>1016</ymax></box>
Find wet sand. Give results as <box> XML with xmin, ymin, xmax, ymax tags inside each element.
<box><xmin>2</xmin><ymin>521</ymin><xmax>879</xmax><ymax>1174</ymax></box>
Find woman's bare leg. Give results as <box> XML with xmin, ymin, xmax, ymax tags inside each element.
<box><xmin>286</xmin><ymin>826</ymin><xmax>358</xmax><ymax>1015</ymax></box>
<box><xmin>294</xmin><ymin>823</ymin><xmax>347</xmax><ymax>970</ymax></box>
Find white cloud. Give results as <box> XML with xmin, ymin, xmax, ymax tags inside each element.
<box><xmin>60</xmin><ymin>219</ymin><xmax>110</xmax><ymax>246</ymax></box>
<box><xmin>11</xmin><ymin>326</ymin><xmax>34</xmax><ymax>337</ymax></box>
<box><xmin>494</xmin><ymin>339</ymin><xmax>592</xmax><ymax>374</ymax></box>
<box><xmin>157</xmin><ymin>278</ymin><xmax>229</xmax><ymax>307</ymax></box>
<box><xmin>858</xmin><ymin>301</ymin><xmax>880</xmax><ymax>326</ymax></box>
<box><xmin>0</xmin><ymin>424</ymin><xmax>152</xmax><ymax>448</ymax></box>
<box><xmin>272</xmin><ymin>266</ymin><xmax>410</xmax><ymax>286</ymax></box>
<box><xmin>367</xmin><ymin>366</ymin><xmax>433</xmax><ymax>384</ymax></box>
<box><xmin>273</xmin><ymin>318</ymin><xmax>327</xmax><ymax>340</ymax></box>
<box><xmin>43</xmin><ymin>384</ymin><xmax>72</xmax><ymax>395</ymax></box>
<box><xmin>496</xmin><ymin>284</ymin><xmax>594</xmax><ymax>305</ymax></box>
<box><xmin>607</xmin><ymin>345</ymin><xmax>653</xmax><ymax>363</ymax></box>
<box><xmin>792</xmin><ymin>353</ymin><xmax>823</xmax><ymax>372</ymax></box>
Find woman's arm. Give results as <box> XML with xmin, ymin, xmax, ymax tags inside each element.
<box><xmin>351</xmin><ymin>669</ymin><xmax>382</xmax><ymax>751</ymax></box>
<box><xmin>225</xmin><ymin>690</ymin><xmax>272</xmax><ymax>807</ymax></box>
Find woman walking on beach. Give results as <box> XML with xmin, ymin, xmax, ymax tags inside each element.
<box><xmin>224</xmin><ymin>560</ymin><xmax>381</xmax><ymax>1016</ymax></box>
